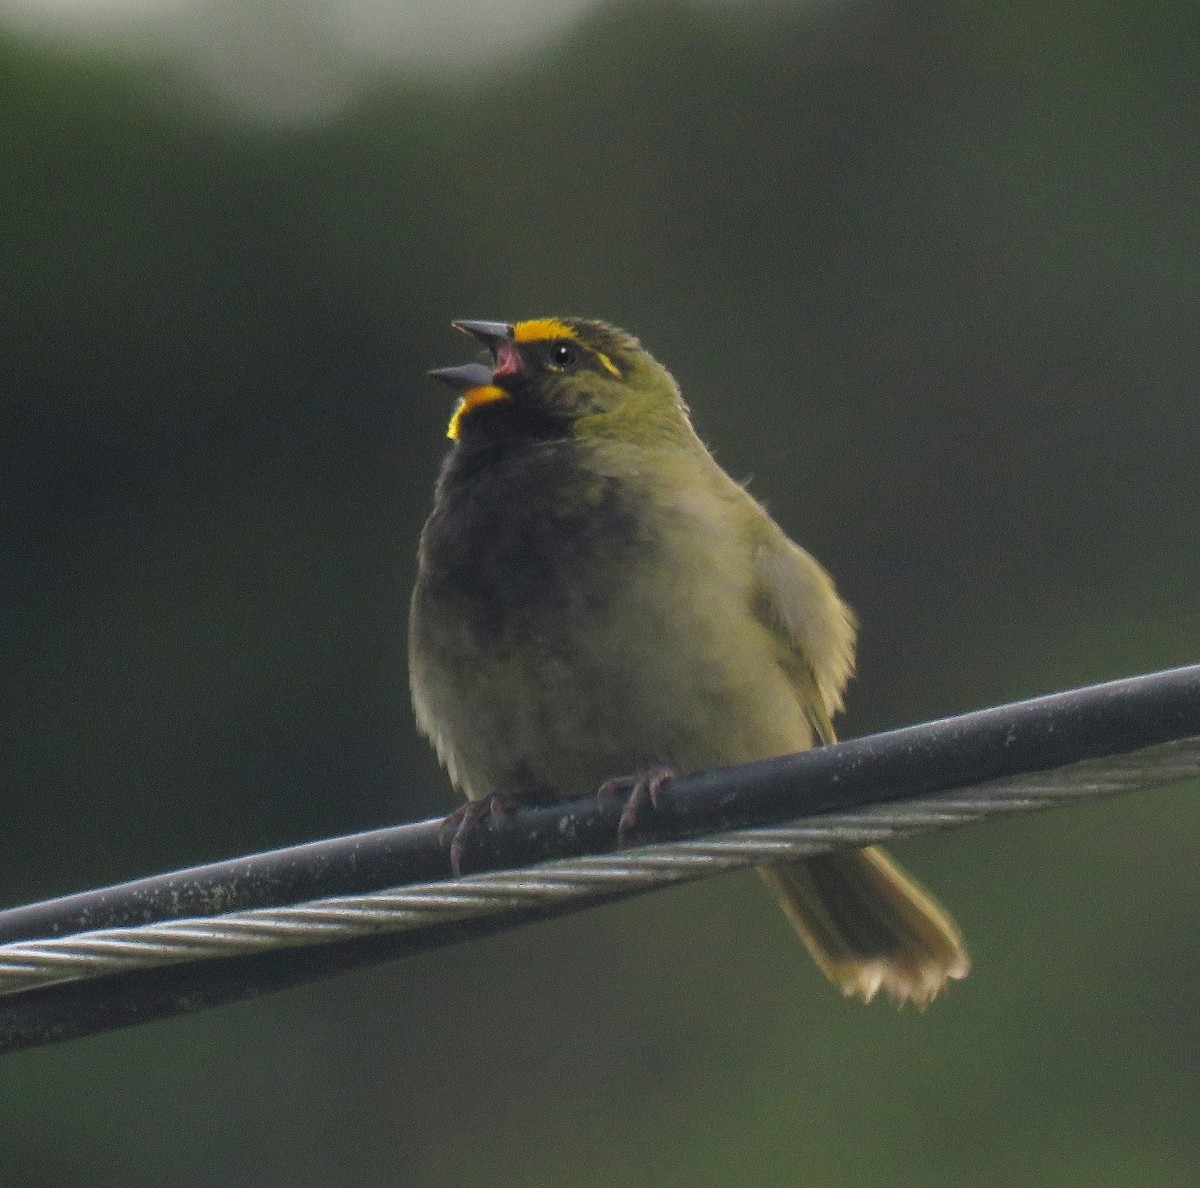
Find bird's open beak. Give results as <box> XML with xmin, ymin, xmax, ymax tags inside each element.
<box><xmin>427</xmin><ymin>362</ymin><xmax>496</xmax><ymax>392</ymax></box>
<box><xmin>452</xmin><ymin>319</ymin><xmax>523</xmax><ymax>378</ymax></box>
<box><xmin>428</xmin><ymin>362</ymin><xmax>510</xmax><ymax>441</ymax></box>
<box><xmin>452</xmin><ymin>320</ymin><xmax>513</xmax><ymax>350</ymax></box>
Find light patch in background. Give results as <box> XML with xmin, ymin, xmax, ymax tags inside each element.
<box><xmin>0</xmin><ymin>1</ymin><xmax>830</xmax><ymax>121</ymax></box>
<box><xmin>0</xmin><ymin>0</ymin><xmax>606</xmax><ymax>119</ymax></box>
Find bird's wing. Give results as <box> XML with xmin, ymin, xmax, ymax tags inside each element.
<box><xmin>751</xmin><ymin>531</ymin><xmax>857</xmax><ymax>745</ymax></box>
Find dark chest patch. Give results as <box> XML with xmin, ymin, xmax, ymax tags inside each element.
<box><xmin>415</xmin><ymin>441</ymin><xmax>656</xmax><ymax>644</ymax></box>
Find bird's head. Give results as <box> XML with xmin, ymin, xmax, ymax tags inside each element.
<box><xmin>429</xmin><ymin>317</ymin><xmax>691</xmax><ymax>446</ymax></box>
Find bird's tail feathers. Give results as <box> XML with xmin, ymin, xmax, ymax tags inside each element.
<box><xmin>757</xmin><ymin>847</ymin><xmax>969</xmax><ymax>1007</ymax></box>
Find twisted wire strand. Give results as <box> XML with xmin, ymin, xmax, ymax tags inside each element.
<box><xmin>2</xmin><ymin>736</ymin><xmax>1197</xmax><ymax>998</ymax></box>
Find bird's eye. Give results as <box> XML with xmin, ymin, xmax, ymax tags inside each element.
<box><xmin>546</xmin><ymin>341</ymin><xmax>578</xmax><ymax>370</ymax></box>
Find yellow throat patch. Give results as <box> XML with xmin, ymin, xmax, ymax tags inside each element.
<box><xmin>447</xmin><ymin>383</ymin><xmax>508</xmax><ymax>440</ymax></box>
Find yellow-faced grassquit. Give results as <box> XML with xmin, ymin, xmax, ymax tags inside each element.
<box><xmin>411</xmin><ymin>317</ymin><xmax>968</xmax><ymax>1005</ymax></box>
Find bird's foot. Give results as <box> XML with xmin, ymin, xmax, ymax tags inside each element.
<box><xmin>441</xmin><ymin>795</ymin><xmax>520</xmax><ymax>877</ymax></box>
<box><xmin>597</xmin><ymin>764</ymin><xmax>677</xmax><ymax>846</ymax></box>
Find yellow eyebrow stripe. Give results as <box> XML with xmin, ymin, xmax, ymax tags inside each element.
<box><xmin>513</xmin><ymin>318</ymin><xmax>577</xmax><ymax>343</ymax></box>
<box><xmin>594</xmin><ymin>350</ymin><xmax>621</xmax><ymax>377</ymax></box>
<box><xmin>512</xmin><ymin>318</ymin><xmax>623</xmax><ymax>377</ymax></box>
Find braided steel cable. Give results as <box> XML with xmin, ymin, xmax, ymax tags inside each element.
<box><xmin>3</xmin><ymin>735</ymin><xmax>1197</xmax><ymax>999</ymax></box>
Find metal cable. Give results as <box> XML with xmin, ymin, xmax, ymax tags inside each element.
<box><xmin>3</xmin><ymin>735</ymin><xmax>1197</xmax><ymax>999</ymax></box>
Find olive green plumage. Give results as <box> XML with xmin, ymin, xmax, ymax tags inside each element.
<box><xmin>411</xmin><ymin>317</ymin><xmax>968</xmax><ymax>1004</ymax></box>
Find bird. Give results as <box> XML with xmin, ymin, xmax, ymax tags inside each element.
<box><xmin>409</xmin><ymin>316</ymin><xmax>969</xmax><ymax>1005</ymax></box>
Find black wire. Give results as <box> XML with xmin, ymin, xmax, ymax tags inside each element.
<box><xmin>2</xmin><ymin>663</ymin><xmax>1198</xmax><ymax>1055</ymax></box>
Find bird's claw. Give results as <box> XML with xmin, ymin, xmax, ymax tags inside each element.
<box><xmin>597</xmin><ymin>765</ymin><xmax>676</xmax><ymax>846</ymax></box>
<box><xmin>441</xmin><ymin>795</ymin><xmax>518</xmax><ymax>876</ymax></box>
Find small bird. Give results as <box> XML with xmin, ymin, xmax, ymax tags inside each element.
<box><xmin>410</xmin><ymin>317</ymin><xmax>969</xmax><ymax>1005</ymax></box>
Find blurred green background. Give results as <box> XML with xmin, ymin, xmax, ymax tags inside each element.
<box><xmin>2</xmin><ymin>1</ymin><xmax>1198</xmax><ymax>1184</ymax></box>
